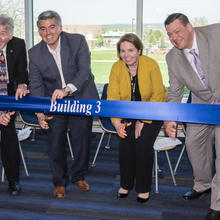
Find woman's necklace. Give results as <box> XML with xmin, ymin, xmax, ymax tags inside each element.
<box><xmin>126</xmin><ymin>64</ymin><xmax>138</xmax><ymax>101</ymax></box>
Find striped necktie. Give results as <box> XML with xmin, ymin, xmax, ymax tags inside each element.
<box><xmin>189</xmin><ymin>49</ymin><xmax>207</xmax><ymax>88</ymax></box>
<box><xmin>0</xmin><ymin>50</ymin><xmax>8</xmax><ymax>95</ymax></box>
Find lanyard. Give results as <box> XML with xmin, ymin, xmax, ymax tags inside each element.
<box><xmin>126</xmin><ymin>65</ymin><xmax>138</xmax><ymax>101</ymax></box>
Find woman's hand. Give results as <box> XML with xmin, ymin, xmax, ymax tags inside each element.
<box><xmin>36</xmin><ymin>113</ymin><xmax>53</xmax><ymax>129</ymax></box>
<box><xmin>0</xmin><ymin>111</ymin><xmax>15</xmax><ymax>126</ymax></box>
<box><xmin>135</xmin><ymin>120</ymin><xmax>144</xmax><ymax>139</ymax></box>
<box><xmin>113</xmin><ymin>120</ymin><xmax>131</xmax><ymax>138</ymax></box>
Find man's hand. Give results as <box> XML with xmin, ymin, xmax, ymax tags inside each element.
<box><xmin>15</xmin><ymin>84</ymin><xmax>30</xmax><ymax>100</ymax></box>
<box><xmin>51</xmin><ymin>87</ymin><xmax>70</xmax><ymax>102</ymax></box>
<box><xmin>164</xmin><ymin>121</ymin><xmax>178</xmax><ymax>138</ymax></box>
<box><xmin>36</xmin><ymin>113</ymin><xmax>53</xmax><ymax>129</ymax></box>
<box><xmin>135</xmin><ymin>120</ymin><xmax>144</xmax><ymax>139</ymax></box>
<box><xmin>0</xmin><ymin>111</ymin><xmax>15</xmax><ymax>126</ymax></box>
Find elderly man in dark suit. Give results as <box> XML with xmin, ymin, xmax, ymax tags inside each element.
<box><xmin>0</xmin><ymin>14</ymin><xmax>29</xmax><ymax>195</ymax></box>
<box><xmin>29</xmin><ymin>10</ymin><xmax>99</xmax><ymax>198</ymax></box>
<box><xmin>164</xmin><ymin>13</ymin><xmax>220</xmax><ymax>220</ymax></box>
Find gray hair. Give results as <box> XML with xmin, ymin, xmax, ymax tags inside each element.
<box><xmin>37</xmin><ymin>10</ymin><xmax>62</xmax><ymax>28</ymax></box>
<box><xmin>0</xmin><ymin>14</ymin><xmax>14</xmax><ymax>35</ymax></box>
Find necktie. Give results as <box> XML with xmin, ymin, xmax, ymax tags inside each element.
<box><xmin>189</xmin><ymin>49</ymin><xmax>207</xmax><ymax>88</ymax></box>
<box><xmin>0</xmin><ymin>50</ymin><xmax>8</xmax><ymax>95</ymax></box>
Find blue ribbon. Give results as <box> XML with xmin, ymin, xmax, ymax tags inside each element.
<box><xmin>0</xmin><ymin>96</ymin><xmax>220</xmax><ymax>125</ymax></box>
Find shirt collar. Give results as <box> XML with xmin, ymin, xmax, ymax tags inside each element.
<box><xmin>47</xmin><ymin>37</ymin><xmax>61</xmax><ymax>54</ymax></box>
<box><xmin>184</xmin><ymin>32</ymin><xmax>199</xmax><ymax>54</ymax></box>
<box><xmin>0</xmin><ymin>45</ymin><xmax>7</xmax><ymax>54</ymax></box>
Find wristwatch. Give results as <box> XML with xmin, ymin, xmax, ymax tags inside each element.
<box><xmin>64</xmin><ymin>87</ymin><xmax>71</xmax><ymax>95</ymax></box>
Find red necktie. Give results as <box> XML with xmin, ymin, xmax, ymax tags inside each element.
<box><xmin>0</xmin><ymin>50</ymin><xmax>8</xmax><ymax>95</ymax></box>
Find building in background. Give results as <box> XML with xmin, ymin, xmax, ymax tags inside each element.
<box><xmin>63</xmin><ymin>24</ymin><xmax>102</xmax><ymax>49</ymax></box>
<box><xmin>101</xmin><ymin>31</ymin><xmax>126</xmax><ymax>47</ymax></box>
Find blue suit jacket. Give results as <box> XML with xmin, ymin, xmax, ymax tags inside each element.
<box><xmin>29</xmin><ymin>32</ymin><xmax>99</xmax><ymax>100</ymax></box>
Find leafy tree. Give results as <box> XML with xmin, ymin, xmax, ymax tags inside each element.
<box><xmin>145</xmin><ymin>29</ymin><xmax>165</xmax><ymax>48</ymax></box>
<box><xmin>154</xmin><ymin>30</ymin><xmax>162</xmax><ymax>42</ymax></box>
<box><xmin>96</xmin><ymin>35</ymin><xmax>104</xmax><ymax>47</ymax></box>
<box><xmin>160</xmin><ymin>35</ymin><xmax>166</xmax><ymax>47</ymax></box>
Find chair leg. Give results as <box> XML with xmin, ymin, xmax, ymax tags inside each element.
<box><xmin>155</xmin><ymin>151</ymin><xmax>159</xmax><ymax>193</ymax></box>
<box><xmin>31</xmin><ymin>127</ymin><xmax>36</xmax><ymax>141</ymax></box>
<box><xmin>152</xmin><ymin>160</ymin><xmax>155</xmax><ymax>177</ymax></box>
<box><xmin>67</xmin><ymin>132</ymin><xmax>74</xmax><ymax>160</ymax></box>
<box><xmin>91</xmin><ymin>131</ymin><xmax>105</xmax><ymax>167</ymax></box>
<box><xmin>105</xmin><ymin>133</ymin><xmax>111</xmax><ymax>149</ymax></box>
<box><xmin>174</xmin><ymin>144</ymin><xmax>186</xmax><ymax>175</ymax></box>
<box><xmin>165</xmin><ymin>150</ymin><xmax>176</xmax><ymax>186</ymax></box>
<box><xmin>1</xmin><ymin>167</ymin><xmax>4</xmax><ymax>182</ymax></box>
<box><xmin>18</xmin><ymin>141</ymin><xmax>29</xmax><ymax>176</ymax></box>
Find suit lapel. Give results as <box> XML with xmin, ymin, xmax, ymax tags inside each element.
<box><xmin>60</xmin><ymin>35</ymin><xmax>70</xmax><ymax>83</ymax></box>
<box><xmin>4</xmin><ymin>39</ymin><xmax>17</xmax><ymax>95</ymax></box>
<box><xmin>195</xmin><ymin>28</ymin><xmax>209</xmax><ymax>84</ymax></box>
<box><xmin>175</xmin><ymin>49</ymin><xmax>206</xmax><ymax>89</ymax></box>
<box><xmin>6</xmin><ymin>39</ymin><xmax>15</xmax><ymax>77</ymax></box>
<box><xmin>60</xmin><ymin>33</ymin><xmax>73</xmax><ymax>84</ymax></box>
<box><xmin>176</xmin><ymin>49</ymin><xmax>195</xmax><ymax>77</ymax></box>
<box><xmin>41</xmin><ymin>42</ymin><xmax>62</xmax><ymax>88</ymax></box>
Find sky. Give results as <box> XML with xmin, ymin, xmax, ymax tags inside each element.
<box><xmin>34</xmin><ymin>0</ymin><xmax>220</xmax><ymax>25</ymax></box>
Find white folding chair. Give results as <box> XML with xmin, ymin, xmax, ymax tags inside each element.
<box><xmin>173</xmin><ymin>124</ymin><xmax>186</xmax><ymax>175</ymax></box>
<box><xmin>91</xmin><ymin>117</ymin><xmax>117</xmax><ymax>167</ymax></box>
<box><xmin>154</xmin><ymin>137</ymin><xmax>182</xmax><ymax>193</ymax></box>
<box><xmin>91</xmin><ymin>83</ymin><xmax>117</xmax><ymax>167</ymax></box>
<box><xmin>1</xmin><ymin>113</ymin><xmax>74</xmax><ymax>181</ymax></box>
<box><xmin>66</xmin><ymin>129</ymin><xmax>74</xmax><ymax>160</ymax></box>
<box><xmin>19</xmin><ymin>111</ymin><xmax>74</xmax><ymax>160</ymax></box>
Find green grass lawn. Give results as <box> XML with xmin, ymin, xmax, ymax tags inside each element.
<box><xmin>91</xmin><ymin>49</ymin><xmax>169</xmax><ymax>87</ymax></box>
<box><xmin>147</xmin><ymin>54</ymin><xmax>166</xmax><ymax>61</ymax></box>
<box><xmin>91</xmin><ymin>61</ymin><xmax>114</xmax><ymax>84</ymax></box>
<box><xmin>91</xmin><ymin>49</ymin><xmax>118</xmax><ymax>60</ymax></box>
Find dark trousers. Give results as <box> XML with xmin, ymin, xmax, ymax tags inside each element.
<box><xmin>119</xmin><ymin>120</ymin><xmax>162</xmax><ymax>193</ymax></box>
<box><xmin>48</xmin><ymin>115</ymin><xmax>92</xmax><ymax>186</ymax></box>
<box><xmin>0</xmin><ymin>115</ymin><xmax>20</xmax><ymax>183</ymax></box>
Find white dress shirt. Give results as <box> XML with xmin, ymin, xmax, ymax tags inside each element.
<box><xmin>183</xmin><ymin>33</ymin><xmax>200</xmax><ymax>75</ymax></box>
<box><xmin>47</xmin><ymin>38</ymin><xmax>77</xmax><ymax>93</ymax></box>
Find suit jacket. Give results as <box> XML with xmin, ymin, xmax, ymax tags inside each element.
<box><xmin>0</xmin><ymin>37</ymin><xmax>29</xmax><ymax>181</ymax></box>
<box><xmin>166</xmin><ymin>23</ymin><xmax>220</xmax><ymax>104</ymax></box>
<box><xmin>6</xmin><ymin>37</ymin><xmax>29</xmax><ymax>95</ymax></box>
<box><xmin>29</xmin><ymin>32</ymin><xmax>99</xmax><ymax>100</ymax></box>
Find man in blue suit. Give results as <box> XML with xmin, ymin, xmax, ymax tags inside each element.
<box><xmin>29</xmin><ymin>10</ymin><xmax>99</xmax><ymax>198</ymax></box>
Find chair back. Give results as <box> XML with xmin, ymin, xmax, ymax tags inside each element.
<box><xmin>19</xmin><ymin>111</ymin><xmax>40</xmax><ymax>127</ymax></box>
<box><xmin>99</xmin><ymin>83</ymin><xmax>116</xmax><ymax>134</ymax></box>
<box><xmin>101</xmin><ymin>83</ymin><xmax>108</xmax><ymax>100</ymax></box>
